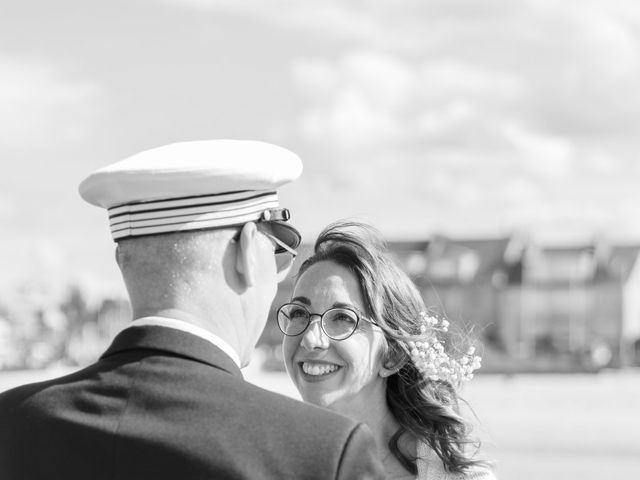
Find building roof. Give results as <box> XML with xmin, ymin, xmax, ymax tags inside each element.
<box><xmin>424</xmin><ymin>236</ymin><xmax>521</xmax><ymax>285</ymax></box>
<box><xmin>606</xmin><ymin>245</ymin><xmax>640</xmax><ymax>282</ymax></box>
<box><xmin>524</xmin><ymin>242</ymin><xmax>640</xmax><ymax>284</ymax></box>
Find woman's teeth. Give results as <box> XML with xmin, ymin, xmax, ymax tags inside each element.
<box><xmin>301</xmin><ymin>362</ymin><xmax>339</xmax><ymax>376</ymax></box>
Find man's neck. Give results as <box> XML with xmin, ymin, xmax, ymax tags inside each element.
<box><xmin>128</xmin><ymin>315</ymin><xmax>242</xmax><ymax>367</ymax></box>
<box><xmin>132</xmin><ymin>306</ymin><xmax>243</xmax><ymax>359</ymax></box>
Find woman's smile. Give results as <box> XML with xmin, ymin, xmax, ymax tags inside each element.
<box><xmin>299</xmin><ymin>360</ymin><xmax>342</xmax><ymax>379</ymax></box>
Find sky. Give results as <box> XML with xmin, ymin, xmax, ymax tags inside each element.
<box><xmin>1</xmin><ymin>0</ymin><xmax>640</xmax><ymax>295</ymax></box>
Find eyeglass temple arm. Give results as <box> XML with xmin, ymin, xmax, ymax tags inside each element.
<box><xmin>265</xmin><ymin>232</ymin><xmax>297</xmax><ymax>257</ymax></box>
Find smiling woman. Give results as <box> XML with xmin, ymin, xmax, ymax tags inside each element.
<box><xmin>280</xmin><ymin>221</ymin><xmax>495</xmax><ymax>480</ymax></box>
<box><xmin>281</xmin><ymin>260</ymin><xmax>390</xmax><ymax>410</ymax></box>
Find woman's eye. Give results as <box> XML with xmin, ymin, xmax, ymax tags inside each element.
<box><xmin>290</xmin><ymin>308</ymin><xmax>308</xmax><ymax>319</ymax></box>
<box><xmin>333</xmin><ymin>313</ymin><xmax>357</xmax><ymax>324</ymax></box>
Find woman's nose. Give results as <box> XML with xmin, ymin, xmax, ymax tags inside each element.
<box><xmin>300</xmin><ymin>317</ymin><xmax>330</xmax><ymax>350</ymax></box>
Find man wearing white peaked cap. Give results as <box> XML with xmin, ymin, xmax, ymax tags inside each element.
<box><xmin>0</xmin><ymin>139</ymin><xmax>385</xmax><ymax>480</ymax></box>
<box><xmin>79</xmin><ymin>139</ymin><xmax>303</xmax><ymax>251</ymax></box>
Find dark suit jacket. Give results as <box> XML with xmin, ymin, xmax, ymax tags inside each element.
<box><xmin>0</xmin><ymin>326</ymin><xmax>385</xmax><ymax>479</ymax></box>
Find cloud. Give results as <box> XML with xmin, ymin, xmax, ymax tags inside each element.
<box><xmin>293</xmin><ymin>51</ymin><xmax>416</xmax><ymax>148</ymax></box>
<box><xmin>0</xmin><ymin>57</ymin><xmax>100</xmax><ymax>149</ymax></box>
<box><xmin>2</xmin><ymin>0</ymin><xmax>636</xmax><ymax>246</ymax></box>
<box><xmin>417</xmin><ymin>60</ymin><xmax>523</xmax><ymax>104</ymax></box>
<box><xmin>291</xmin><ymin>50</ymin><xmax>529</xmax><ymax>153</ymax></box>
<box><xmin>0</xmin><ymin>195</ymin><xmax>15</xmax><ymax>220</ymax></box>
<box><xmin>299</xmin><ymin>89</ymin><xmax>404</xmax><ymax>149</ymax></box>
<box><xmin>165</xmin><ymin>0</ymin><xmax>640</xmax><ymax>143</ymax></box>
<box><xmin>159</xmin><ymin>0</ymin><xmax>380</xmax><ymax>40</ymax></box>
<box><xmin>499</xmin><ymin>122</ymin><xmax>574</xmax><ymax>178</ymax></box>
<box><xmin>128</xmin><ymin>2</ymin><xmax>640</xmax><ymax>244</ymax></box>
<box><xmin>339</xmin><ymin>51</ymin><xmax>415</xmax><ymax>110</ymax></box>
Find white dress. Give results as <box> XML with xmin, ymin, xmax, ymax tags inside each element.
<box><xmin>416</xmin><ymin>442</ymin><xmax>497</xmax><ymax>480</ymax></box>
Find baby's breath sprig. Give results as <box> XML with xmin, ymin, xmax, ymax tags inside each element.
<box><xmin>407</xmin><ymin>312</ymin><xmax>482</xmax><ymax>387</ymax></box>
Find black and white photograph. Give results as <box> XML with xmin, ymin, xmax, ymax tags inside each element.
<box><xmin>1</xmin><ymin>1</ymin><xmax>640</xmax><ymax>479</ymax></box>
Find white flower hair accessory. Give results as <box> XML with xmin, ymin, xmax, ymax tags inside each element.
<box><xmin>407</xmin><ymin>312</ymin><xmax>482</xmax><ymax>387</ymax></box>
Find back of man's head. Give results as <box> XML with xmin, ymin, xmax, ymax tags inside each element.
<box><xmin>79</xmin><ymin>139</ymin><xmax>303</xmax><ymax>365</ymax></box>
<box><xmin>116</xmin><ymin>229</ymin><xmax>232</xmax><ymax>309</ymax></box>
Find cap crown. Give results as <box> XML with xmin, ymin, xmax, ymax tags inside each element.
<box><xmin>79</xmin><ymin>139</ymin><xmax>302</xmax><ymax>208</ymax></box>
<box><xmin>78</xmin><ymin>139</ymin><xmax>303</xmax><ymax>244</ymax></box>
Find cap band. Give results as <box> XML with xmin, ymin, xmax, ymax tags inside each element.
<box><xmin>108</xmin><ymin>190</ymin><xmax>279</xmax><ymax>241</ymax></box>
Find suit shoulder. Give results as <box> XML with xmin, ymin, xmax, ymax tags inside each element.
<box><xmin>230</xmin><ymin>383</ymin><xmax>385</xmax><ymax>478</ymax></box>
<box><xmin>245</xmin><ymin>379</ymin><xmax>354</xmax><ymax>421</ymax></box>
<box><xmin>0</xmin><ymin>364</ymin><xmax>101</xmax><ymax>412</ymax></box>
<box><xmin>234</xmin><ymin>380</ymin><xmax>365</xmax><ymax>438</ymax></box>
<box><xmin>0</xmin><ymin>378</ymin><xmax>51</xmax><ymax>408</ymax></box>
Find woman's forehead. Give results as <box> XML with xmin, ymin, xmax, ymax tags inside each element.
<box><xmin>294</xmin><ymin>261</ymin><xmax>362</xmax><ymax>301</ymax></box>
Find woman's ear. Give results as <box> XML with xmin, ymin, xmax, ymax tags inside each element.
<box><xmin>236</xmin><ymin>222</ymin><xmax>258</xmax><ymax>287</ymax></box>
<box><xmin>379</xmin><ymin>363</ymin><xmax>401</xmax><ymax>378</ymax></box>
<box><xmin>379</xmin><ymin>345</ymin><xmax>404</xmax><ymax>378</ymax></box>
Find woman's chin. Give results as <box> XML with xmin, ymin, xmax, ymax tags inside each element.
<box><xmin>298</xmin><ymin>387</ymin><xmax>341</xmax><ymax>410</ymax></box>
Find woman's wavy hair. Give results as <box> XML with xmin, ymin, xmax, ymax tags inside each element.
<box><xmin>296</xmin><ymin>221</ymin><xmax>483</xmax><ymax>475</ymax></box>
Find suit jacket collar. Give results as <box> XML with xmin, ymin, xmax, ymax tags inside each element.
<box><xmin>100</xmin><ymin>325</ymin><xmax>243</xmax><ymax>378</ymax></box>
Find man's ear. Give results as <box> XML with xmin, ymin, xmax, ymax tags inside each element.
<box><xmin>115</xmin><ymin>244</ymin><xmax>123</xmax><ymax>269</ymax></box>
<box><xmin>236</xmin><ymin>222</ymin><xmax>258</xmax><ymax>287</ymax></box>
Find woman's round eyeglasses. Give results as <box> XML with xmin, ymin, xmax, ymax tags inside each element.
<box><xmin>277</xmin><ymin>303</ymin><xmax>377</xmax><ymax>341</ymax></box>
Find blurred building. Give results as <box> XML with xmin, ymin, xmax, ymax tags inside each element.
<box><xmin>0</xmin><ymin>283</ymin><xmax>130</xmax><ymax>370</ymax></box>
<box><xmin>509</xmin><ymin>241</ymin><xmax>640</xmax><ymax>369</ymax></box>
<box><xmin>263</xmin><ymin>235</ymin><xmax>640</xmax><ymax>373</ymax></box>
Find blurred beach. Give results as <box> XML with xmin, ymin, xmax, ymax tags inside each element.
<box><xmin>2</xmin><ymin>366</ymin><xmax>639</xmax><ymax>480</ymax></box>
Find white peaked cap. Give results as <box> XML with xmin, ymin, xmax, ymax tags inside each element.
<box><xmin>79</xmin><ymin>139</ymin><xmax>303</xmax><ymax>248</ymax></box>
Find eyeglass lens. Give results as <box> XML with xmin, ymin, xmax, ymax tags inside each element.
<box><xmin>277</xmin><ymin>304</ymin><xmax>359</xmax><ymax>340</ymax></box>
